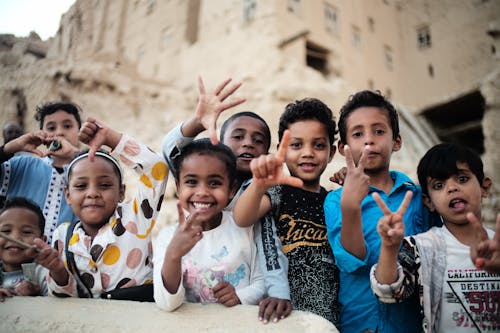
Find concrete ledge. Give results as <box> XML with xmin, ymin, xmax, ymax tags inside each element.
<box><xmin>0</xmin><ymin>297</ymin><xmax>338</xmax><ymax>333</ymax></box>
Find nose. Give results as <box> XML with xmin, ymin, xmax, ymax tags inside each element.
<box><xmin>364</xmin><ymin>133</ymin><xmax>374</xmax><ymax>146</ymax></box>
<box><xmin>446</xmin><ymin>180</ymin><xmax>459</xmax><ymax>193</ymax></box>
<box><xmin>242</xmin><ymin>135</ymin><xmax>254</xmax><ymax>148</ymax></box>
<box><xmin>301</xmin><ymin>144</ymin><xmax>314</xmax><ymax>157</ymax></box>
<box><xmin>85</xmin><ymin>184</ymin><xmax>101</xmax><ymax>198</ymax></box>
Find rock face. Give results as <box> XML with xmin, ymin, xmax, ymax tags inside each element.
<box><xmin>0</xmin><ymin>297</ymin><xmax>339</xmax><ymax>333</ymax></box>
<box><xmin>0</xmin><ymin>0</ymin><xmax>498</xmax><ymax>227</ymax></box>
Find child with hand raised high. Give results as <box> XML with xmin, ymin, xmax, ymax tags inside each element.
<box><xmin>153</xmin><ymin>139</ymin><xmax>265</xmax><ymax>311</ymax></box>
<box><xmin>162</xmin><ymin>77</ymin><xmax>292</xmax><ymax>323</ymax></box>
<box><xmin>30</xmin><ymin>117</ymin><xmax>168</xmax><ymax>298</ymax></box>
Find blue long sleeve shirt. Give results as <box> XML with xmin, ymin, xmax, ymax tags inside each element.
<box><xmin>324</xmin><ymin>171</ymin><xmax>440</xmax><ymax>333</ymax></box>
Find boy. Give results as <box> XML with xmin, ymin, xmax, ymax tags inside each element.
<box><xmin>370</xmin><ymin>143</ymin><xmax>499</xmax><ymax>331</ymax></box>
<box><xmin>233</xmin><ymin>98</ymin><xmax>340</xmax><ymax>325</ymax></box>
<box><xmin>0</xmin><ymin>197</ymin><xmax>48</xmax><ymax>301</ymax></box>
<box><xmin>324</xmin><ymin>90</ymin><xmax>440</xmax><ymax>332</ymax></box>
<box><xmin>153</xmin><ymin>139</ymin><xmax>265</xmax><ymax>311</ymax></box>
<box><xmin>1</xmin><ymin>102</ymin><xmax>81</xmax><ymax>242</ymax></box>
<box><xmin>162</xmin><ymin>77</ymin><xmax>291</xmax><ymax>323</ymax></box>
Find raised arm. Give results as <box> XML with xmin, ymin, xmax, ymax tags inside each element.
<box><xmin>373</xmin><ymin>191</ymin><xmax>412</xmax><ymax>284</ymax></box>
<box><xmin>339</xmin><ymin>145</ymin><xmax>370</xmax><ymax>259</ymax></box>
<box><xmin>233</xmin><ymin>130</ymin><xmax>303</xmax><ymax>227</ymax></box>
<box><xmin>1</xmin><ymin>131</ymin><xmax>54</xmax><ymax>162</ymax></box>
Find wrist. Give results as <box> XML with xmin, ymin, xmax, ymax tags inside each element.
<box><xmin>181</xmin><ymin>117</ymin><xmax>205</xmax><ymax>138</ymax></box>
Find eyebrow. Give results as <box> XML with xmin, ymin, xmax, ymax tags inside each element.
<box><xmin>183</xmin><ymin>173</ymin><xmax>226</xmax><ymax>179</ymax></box>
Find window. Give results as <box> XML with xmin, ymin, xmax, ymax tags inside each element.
<box><xmin>368</xmin><ymin>17</ymin><xmax>375</xmax><ymax>32</ymax></box>
<box><xmin>384</xmin><ymin>45</ymin><xmax>393</xmax><ymax>71</ymax></box>
<box><xmin>417</xmin><ymin>25</ymin><xmax>431</xmax><ymax>49</ymax></box>
<box><xmin>288</xmin><ymin>0</ymin><xmax>301</xmax><ymax>15</ymax></box>
<box><xmin>351</xmin><ymin>26</ymin><xmax>361</xmax><ymax>49</ymax></box>
<box><xmin>243</xmin><ymin>0</ymin><xmax>257</xmax><ymax>22</ymax></box>
<box><xmin>324</xmin><ymin>4</ymin><xmax>338</xmax><ymax>35</ymax></box>
<box><xmin>306</xmin><ymin>41</ymin><xmax>329</xmax><ymax>75</ymax></box>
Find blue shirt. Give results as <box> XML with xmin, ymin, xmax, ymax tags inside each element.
<box><xmin>324</xmin><ymin>171</ymin><xmax>440</xmax><ymax>333</ymax></box>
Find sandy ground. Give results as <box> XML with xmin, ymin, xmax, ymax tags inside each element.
<box><xmin>0</xmin><ymin>296</ymin><xmax>339</xmax><ymax>333</ymax></box>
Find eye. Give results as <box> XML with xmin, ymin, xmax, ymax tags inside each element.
<box><xmin>72</xmin><ymin>183</ymin><xmax>87</xmax><ymax>190</ymax></box>
<box><xmin>314</xmin><ymin>142</ymin><xmax>327</xmax><ymax>149</ymax></box>
<box><xmin>375</xmin><ymin>129</ymin><xmax>385</xmax><ymax>135</ymax></box>
<box><xmin>209</xmin><ymin>180</ymin><xmax>223</xmax><ymax>187</ymax></box>
<box><xmin>232</xmin><ymin>135</ymin><xmax>243</xmax><ymax>140</ymax></box>
<box><xmin>99</xmin><ymin>183</ymin><xmax>113</xmax><ymax>188</ymax></box>
<box><xmin>352</xmin><ymin>131</ymin><xmax>362</xmax><ymax>138</ymax></box>
<box><xmin>431</xmin><ymin>182</ymin><xmax>444</xmax><ymax>191</ymax></box>
<box><xmin>253</xmin><ymin>138</ymin><xmax>264</xmax><ymax>145</ymax></box>
<box><xmin>290</xmin><ymin>142</ymin><xmax>301</xmax><ymax>149</ymax></box>
<box><xmin>46</xmin><ymin>126</ymin><xmax>56</xmax><ymax>132</ymax></box>
<box><xmin>457</xmin><ymin>175</ymin><xmax>469</xmax><ymax>184</ymax></box>
<box><xmin>64</xmin><ymin>124</ymin><xmax>74</xmax><ymax>130</ymax></box>
<box><xmin>0</xmin><ymin>228</ymin><xmax>11</xmax><ymax>234</ymax></box>
<box><xmin>22</xmin><ymin>229</ymin><xmax>35</xmax><ymax>236</ymax></box>
<box><xmin>184</xmin><ymin>179</ymin><xmax>197</xmax><ymax>186</ymax></box>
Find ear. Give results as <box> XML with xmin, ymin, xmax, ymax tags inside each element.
<box><xmin>481</xmin><ymin>177</ymin><xmax>492</xmax><ymax>198</ymax></box>
<box><xmin>338</xmin><ymin>142</ymin><xmax>346</xmax><ymax>156</ymax></box>
<box><xmin>64</xmin><ymin>187</ymin><xmax>71</xmax><ymax>205</ymax></box>
<box><xmin>119</xmin><ymin>184</ymin><xmax>126</xmax><ymax>202</ymax></box>
<box><xmin>422</xmin><ymin>194</ymin><xmax>436</xmax><ymax>212</ymax></box>
<box><xmin>328</xmin><ymin>145</ymin><xmax>336</xmax><ymax>163</ymax></box>
<box><xmin>392</xmin><ymin>134</ymin><xmax>402</xmax><ymax>152</ymax></box>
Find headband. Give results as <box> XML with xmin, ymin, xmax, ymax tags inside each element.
<box><xmin>66</xmin><ymin>151</ymin><xmax>123</xmax><ymax>183</ymax></box>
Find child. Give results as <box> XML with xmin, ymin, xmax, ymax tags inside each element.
<box><xmin>162</xmin><ymin>77</ymin><xmax>292</xmax><ymax>323</ymax></box>
<box><xmin>153</xmin><ymin>138</ymin><xmax>265</xmax><ymax>311</ymax></box>
<box><xmin>0</xmin><ymin>197</ymin><xmax>48</xmax><ymax>301</ymax></box>
<box><xmin>233</xmin><ymin>98</ymin><xmax>340</xmax><ymax>325</ymax></box>
<box><xmin>324</xmin><ymin>90</ymin><xmax>440</xmax><ymax>332</ymax></box>
<box><xmin>1</xmin><ymin>102</ymin><xmax>81</xmax><ymax>242</ymax></box>
<box><xmin>31</xmin><ymin>117</ymin><xmax>168</xmax><ymax>298</ymax></box>
<box><xmin>370</xmin><ymin>143</ymin><xmax>500</xmax><ymax>331</ymax></box>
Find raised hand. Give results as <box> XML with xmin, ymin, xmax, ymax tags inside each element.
<box><xmin>196</xmin><ymin>76</ymin><xmax>246</xmax><ymax>144</ymax></box>
<box><xmin>78</xmin><ymin>117</ymin><xmax>107</xmax><ymax>161</ymax></box>
<box><xmin>341</xmin><ymin>146</ymin><xmax>370</xmax><ymax>207</ymax></box>
<box><xmin>258</xmin><ymin>297</ymin><xmax>292</xmax><ymax>324</ymax></box>
<box><xmin>212</xmin><ymin>281</ymin><xmax>241</xmax><ymax>307</ymax></box>
<box><xmin>46</xmin><ymin>135</ymin><xmax>80</xmax><ymax>161</ymax></box>
<box><xmin>250</xmin><ymin>130</ymin><xmax>303</xmax><ymax>189</ymax></box>
<box><xmin>166</xmin><ymin>202</ymin><xmax>204</xmax><ymax>259</ymax></box>
<box><xmin>329</xmin><ymin>166</ymin><xmax>347</xmax><ymax>186</ymax></box>
<box><xmin>4</xmin><ymin>131</ymin><xmax>53</xmax><ymax>157</ymax></box>
<box><xmin>469</xmin><ymin>212</ymin><xmax>500</xmax><ymax>274</ymax></box>
<box><xmin>373</xmin><ymin>190</ymin><xmax>412</xmax><ymax>248</ymax></box>
<box><xmin>30</xmin><ymin>238</ymin><xmax>69</xmax><ymax>286</ymax></box>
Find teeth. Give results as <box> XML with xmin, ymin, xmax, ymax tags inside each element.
<box><xmin>193</xmin><ymin>202</ymin><xmax>211</xmax><ymax>209</ymax></box>
<box><xmin>240</xmin><ymin>153</ymin><xmax>253</xmax><ymax>158</ymax></box>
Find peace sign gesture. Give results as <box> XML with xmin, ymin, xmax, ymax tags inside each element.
<box><xmin>373</xmin><ymin>190</ymin><xmax>413</xmax><ymax>248</ymax></box>
<box><xmin>250</xmin><ymin>130</ymin><xmax>303</xmax><ymax>189</ymax></box>
<box><xmin>469</xmin><ymin>212</ymin><xmax>500</xmax><ymax>274</ymax></box>
<box><xmin>196</xmin><ymin>76</ymin><xmax>246</xmax><ymax>145</ymax></box>
<box><xmin>340</xmin><ymin>145</ymin><xmax>371</xmax><ymax>207</ymax></box>
<box><xmin>167</xmin><ymin>202</ymin><xmax>204</xmax><ymax>259</ymax></box>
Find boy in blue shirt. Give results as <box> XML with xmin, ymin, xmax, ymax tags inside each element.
<box><xmin>324</xmin><ymin>90</ymin><xmax>440</xmax><ymax>332</ymax></box>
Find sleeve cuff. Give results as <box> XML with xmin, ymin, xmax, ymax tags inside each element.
<box><xmin>370</xmin><ymin>263</ymin><xmax>404</xmax><ymax>303</ymax></box>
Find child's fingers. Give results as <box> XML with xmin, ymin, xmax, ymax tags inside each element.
<box><xmin>265</xmin><ymin>154</ymin><xmax>276</xmax><ymax>177</ymax></box>
<box><xmin>208</xmin><ymin>122</ymin><xmax>219</xmax><ymax>145</ymax></box>
<box><xmin>176</xmin><ymin>201</ymin><xmax>186</xmax><ymax>225</ymax></box>
<box><xmin>197</xmin><ymin>76</ymin><xmax>206</xmax><ymax>95</ymax></box>
<box><xmin>344</xmin><ymin>145</ymin><xmax>355</xmax><ymax>171</ymax></box>
<box><xmin>220</xmin><ymin>98</ymin><xmax>246</xmax><ymax>112</ymax></box>
<box><xmin>283</xmin><ymin>175</ymin><xmax>304</xmax><ymax>188</ymax></box>
<box><xmin>213</xmin><ymin>77</ymin><xmax>232</xmax><ymax>96</ymax></box>
<box><xmin>396</xmin><ymin>191</ymin><xmax>413</xmax><ymax>216</ymax></box>
<box><xmin>276</xmin><ymin>130</ymin><xmax>290</xmax><ymax>162</ymax></box>
<box><xmin>467</xmin><ymin>212</ymin><xmax>488</xmax><ymax>242</ymax></box>
<box><xmin>357</xmin><ymin>146</ymin><xmax>369</xmax><ymax>170</ymax></box>
<box><xmin>218</xmin><ymin>81</ymin><xmax>242</xmax><ymax>102</ymax></box>
<box><xmin>372</xmin><ymin>192</ymin><xmax>391</xmax><ymax>215</ymax></box>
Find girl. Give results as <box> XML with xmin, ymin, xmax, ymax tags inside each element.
<box><xmin>31</xmin><ymin>117</ymin><xmax>168</xmax><ymax>298</ymax></box>
<box><xmin>153</xmin><ymin>139</ymin><xmax>265</xmax><ymax>311</ymax></box>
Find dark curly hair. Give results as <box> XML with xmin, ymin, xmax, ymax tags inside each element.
<box><xmin>1</xmin><ymin>197</ymin><xmax>45</xmax><ymax>235</ymax></box>
<box><xmin>35</xmin><ymin>102</ymin><xmax>82</xmax><ymax>129</ymax></box>
<box><xmin>278</xmin><ymin>98</ymin><xmax>337</xmax><ymax>145</ymax></box>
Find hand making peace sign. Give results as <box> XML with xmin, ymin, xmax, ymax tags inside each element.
<box><xmin>167</xmin><ymin>202</ymin><xmax>204</xmax><ymax>260</ymax></box>
<box><xmin>340</xmin><ymin>145</ymin><xmax>371</xmax><ymax>207</ymax></box>
<box><xmin>249</xmin><ymin>130</ymin><xmax>303</xmax><ymax>189</ymax></box>
<box><xmin>469</xmin><ymin>212</ymin><xmax>500</xmax><ymax>274</ymax></box>
<box><xmin>373</xmin><ymin>190</ymin><xmax>413</xmax><ymax>248</ymax></box>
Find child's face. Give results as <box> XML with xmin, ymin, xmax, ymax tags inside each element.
<box><xmin>177</xmin><ymin>154</ymin><xmax>234</xmax><ymax>226</ymax></box>
<box><xmin>0</xmin><ymin>207</ymin><xmax>42</xmax><ymax>271</ymax></box>
<box><xmin>42</xmin><ymin>110</ymin><xmax>80</xmax><ymax>147</ymax></box>
<box><xmin>425</xmin><ymin>162</ymin><xmax>489</xmax><ymax>226</ymax></box>
<box><xmin>65</xmin><ymin>157</ymin><xmax>125</xmax><ymax>230</ymax></box>
<box><xmin>284</xmin><ymin>119</ymin><xmax>334</xmax><ymax>191</ymax></box>
<box><xmin>339</xmin><ymin>107</ymin><xmax>401</xmax><ymax>174</ymax></box>
<box><xmin>222</xmin><ymin>116</ymin><xmax>269</xmax><ymax>175</ymax></box>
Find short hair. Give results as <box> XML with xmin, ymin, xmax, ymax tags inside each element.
<box><xmin>66</xmin><ymin>149</ymin><xmax>123</xmax><ymax>185</ymax></box>
<box><xmin>34</xmin><ymin>102</ymin><xmax>82</xmax><ymax>129</ymax></box>
<box><xmin>278</xmin><ymin>98</ymin><xmax>337</xmax><ymax>145</ymax></box>
<box><xmin>338</xmin><ymin>90</ymin><xmax>399</xmax><ymax>144</ymax></box>
<box><xmin>172</xmin><ymin>138</ymin><xmax>237</xmax><ymax>186</ymax></box>
<box><xmin>417</xmin><ymin>143</ymin><xmax>484</xmax><ymax>196</ymax></box>
<box><xmin>219</xmin><ymin>111</ymin><xmax>271</xmax><ymax>151</ymax></box>
<box><xmin>1</xmin><ymin>197</ymin><xmax>45</xmax><ymax>235</ymax></box>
